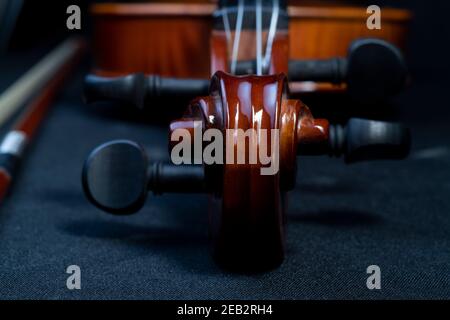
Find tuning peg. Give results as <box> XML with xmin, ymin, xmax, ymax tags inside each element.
<box><xmin>345</xmin><ymin>39</ymin><xmax>408</xmax><ymax>102</ymax></box>
<box><xmin>82</xmin><ymin>140</ymin><xmax>206</xmax><ymax>215</ymax></box>
<box><xmin>329</xmin><ymin>118</ymin><xmax>410</xmax><ymax>163</ymax></box>
<box><xmin>84</xmin><ymin>73</ymin><xmax>147</xmax><ymax>109</ymax></box>
<box><xmin>83</xmin><ymin>73</ymin><xmax>209</xmax><ymax>110</ymax></box>
<box><xmin>288</xmin><ymin>38</ymin><xmax>408</xmax><ymax>101</ymax></box>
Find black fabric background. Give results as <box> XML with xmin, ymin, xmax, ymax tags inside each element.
<box><xmin>0</xmin><ymin>1</ymin><xmax>450</xmax><ymax>299</ymax></box>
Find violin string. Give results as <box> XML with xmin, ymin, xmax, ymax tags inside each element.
<box><xmin>221</xmin><ymin>8</ymin><xmax>232</xmax><ymax>49</ymax></box>
<box><xmin>263</xmin><ymin>0</ymin><xmax>279</xmax><ymax>73</ymax></box>
<box><xmin>230</xmin><ymin>0</ymin><xmax>244</xmax><ymax>75</ymax></box>
<box><xmin>255</xmin><ymin>0</ymin><xmax>263</xmax><ymax>75</ymax></box>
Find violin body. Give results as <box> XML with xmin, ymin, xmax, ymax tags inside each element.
<box><xmin>91</xmin><ymin>3</ymin><xmax>213</xmax><ymax>78</ymax></box>
<box><xmin>91</xmin><ymin>3</ymin><xmax>411</xmax><ymax>81</ymax></box>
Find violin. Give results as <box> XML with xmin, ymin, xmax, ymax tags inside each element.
<box><xmin>84</xmin><ymin>1</ymin><xmax>409</xmax><ymax>110</ymax></box>
<box><xmin>81</xmin><ymin>0</ymin><xmax>411</xmax><ymax>271</ymax></box>
<box><xmin>88</xmin><ymin>1</ymin><xmax>411</xmax><ymax>95</ymax></box>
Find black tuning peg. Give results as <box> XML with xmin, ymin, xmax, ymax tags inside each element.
<box><xmin>235</xmin><ymin>39</ymin><xmax>407</xmax><ymax>101</ymax></box>
<box><xmin>329</xmin><ymin>118</ymin><xmax>411</xmax><ymax>163</ymax></box>
<box><xmin>82</xmin><ymin>140</ymin><xmax>206</xmax><ymax>215</ymax></box>
<box><xmin>345</xmin><ymin>38</ymin><xmax>408</xmax><ymax>102</ymax></box>
<box><xmin>287</xmin><ymin>38</ymin><xmax>407</xmax><ymax>101</ymax></box>
<box><xmin>84</xmin><ymin>39</ymin><xmax>406</xmax><ymax>109</ymax></box>
<box><xmin>83</xmin><ymin>73</ymin><xmax>209</xmax><ymax>110</ymax></box>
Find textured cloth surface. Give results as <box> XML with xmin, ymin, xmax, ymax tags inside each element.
<box><xmin>0</xmin><ymin>53</ymin><xmax>449</xmax><ymax>300</ymax></box>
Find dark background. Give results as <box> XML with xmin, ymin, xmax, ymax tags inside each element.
<box><xmin>0</xmin><ymin>1</ymin><xmax>449</xmax><ymax>299</ymax></box>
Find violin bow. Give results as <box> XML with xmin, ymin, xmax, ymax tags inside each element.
<box><xmin>0</xmin><ymin>38</ymin><xmax>84</xmax><ymax>127</ymax></box>
<box><xmin>0</xmin><ymin>37</ymin><xmax>85</xmax><ymax>202</ymax></box>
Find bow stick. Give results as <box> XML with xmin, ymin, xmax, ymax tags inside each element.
<box><xmin>0</xmin><ymin>37</ymin><xmax>86</xmax><ymax>202</ymax></box>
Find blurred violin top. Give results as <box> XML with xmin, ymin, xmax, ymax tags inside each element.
<box><xmin>90</xmin><ymin>0</ymin><xmax>411</xmax><ymax>92</ymax></box>
<box><xmin>85</xmin><ymin>0</ymin><xmax>410</xmax><ymax>106</ymax></box>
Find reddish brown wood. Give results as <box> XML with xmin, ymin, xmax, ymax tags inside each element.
<box><xmin>0</xmin><ymin>170</ymin><xmax>11</xmax><ymax>203</ymax></box>
<box><xmin>216</xmin><ymin>72</ymin><xmax>286</xmax><ymax>269</ymax></box>
<box><xmin>163</xmin><ymin>22</ymin><xmax>336</xmax><ymax>268</ymax></box>
<box><xmin>210</xmin><ymin>31</ymin><xmax>229</xmax><ymax>75</ymax></box>
<box><xmin>296</xmin><ymin>107</ymin><xmax>329</xmax><ymax>148</ymax></box>
<box><xmin>269</xmin><ymin>31</ymin><xmax>290</xmax><ymax>75</ymax></box>
<box><xmin>175</xmin><ymin>72</ymin><xmax>287</xmax><ymax>270</ymax></box>
<box><xmin>90</xmin><ymin>3</ymin><xmax>411</xmax><ymax>81</ymax></box>
<box><xmin>169</xmin><ymin>73</ymin><xmax>332</xmax><ymax>269</ymax></box>
<box><xmin>91</xmin><ymin>3</ymin><xmax>214</xmax><ymax>78</ymax></box>
<box><xmin>288</xmin><ymin>5</ymin><xmax>411</xmax><ymax>59</ymax></box>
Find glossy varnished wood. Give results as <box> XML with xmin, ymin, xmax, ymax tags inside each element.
<box><xmin>217</xmin><ymin>72</ymin><xmax>286</xmax><ymax>269</ymax></box>
<box><xmin>168</xmin><ymin>72</ymin><xmax>331</xmax><ymax>270</ymax></box>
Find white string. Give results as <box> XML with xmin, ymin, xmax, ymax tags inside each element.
<box><xmin>221</xmin><ymin>8</ymin><xmax>232</xmax><ymax>48</ymax></box>
<box><xmin>230</xmin><ymin>0</ymin><xmax>245</xmax><ymax>75</ymax></box>
<box><xmin>255</xmin><ymin>0</ymin><xmax>263</xmax><ymax>75</ymax></box>
<box><xmin>263</xmin><ymin>0</ymin><xmax>279</xmax><ymax>73</ymax></box>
